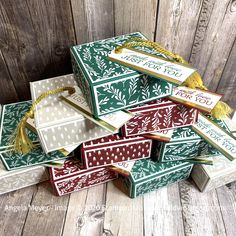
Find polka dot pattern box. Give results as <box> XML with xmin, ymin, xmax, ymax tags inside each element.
<box><xmin>49</xmin><ymin>158</ymin><xmax>118</xmax><ymax>196</ymax></box>
<box><xmin>30</xmin><ymin>74</ymin><xmax>112</xmax><ymax>153</ymax></box>
<box><xmin>121</xmin><ymin>98</ymin><xmax>198</xmax><ymax>137</ymax></box>
<box><xmin>80</xmin><ymin>134</ymin><xmax>152</xmax><ymax>169</ymax></box>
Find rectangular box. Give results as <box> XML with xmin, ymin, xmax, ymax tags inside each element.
<box><xmin>49</xmin><ymin>158</ymin><xmax>118</xmax><ymax>196</ymax></box>
<box><xmin>80</xmin><ymin>134</ymin><xmax>152</xmax><ymax>169</ymax></box>
<box><xmin>30</xmin><ymin>74</ymin><xmax>112</xmax><ymax>153</ymax></box>
<box><xmin>0</xmin><ymin>161</ymin><xmax>48</xmax><ymax>195</ymax></box>
<box><xmin>121</xmin><ymin>99</ymin><xmax>198</xmax><ymax>137</ymax></box>
<box><xmin>0</xmin><ymin>101</ymin><xmax>68</xmax><ymax>170</ymax></box>
<box><xmin>191</xmin><ymin>155</ymin><xmax>236</xmax><ymax>192</ymax></box>
<box><xmin>152</xmin><ymin>118</ymin><xmax>230</xmax><ymax>162</ymax></box>
<box><xmin>70</xmin><ymin>32</ymin><xmax>172</xmax><ymax>117</ymax></box>
<box><xmin>121</xmin><ymin>159</ymin><xmax>193</xmax><ymax>198</ymax></box>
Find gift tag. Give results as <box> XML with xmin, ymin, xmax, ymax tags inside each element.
<box><xmin>192</xmin><ymin>114</ymin><xmax>236</xmax><ymax>161</ymax></box>
<box><xmin>170</xmin><ymin>86</ymin><xmax>222</xmax><ymax>113</ymax></box>
<box><xmin>143</xmin><ymin>129</ymin><xmax>174</xmax><ymax>142</ymax></box>
<box><xmin>61</xmin><ymin>86</ymin><xmax>134</xmax><ymax>133</ymax></box>
<box><xmin>109</xmin><ymin>160</ymin><xmax>135</xmax><ymax>176</ymax></box>
<box><xmin>108</xmin><ymin>48</ymin><xmax>196</xmax><ymax>85</ymax></box>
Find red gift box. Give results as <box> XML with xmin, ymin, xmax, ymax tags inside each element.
<box><xmin>80</xmin><ymin>134</ymin><xmax>152</xmax><ymax>169</ymax></box>
<box><xmin>121</xmin><ymin>98</ymin><xmax>198</xmax><ymax>137</ymax></box>
<box><xmin>49</xmin><ymin>159</ymin><xmax>118</xmax><ymax>196</ymax></box>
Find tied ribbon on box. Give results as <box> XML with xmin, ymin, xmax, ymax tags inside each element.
<box><xmin>11</xmin><ymin>87</ymin><xmax>76</xmax><ymax>154</ymax></box>
<box><xmin>108</xmin><ymin>37</ymin><xmax>232</xmax><ymax>119</ymax></box>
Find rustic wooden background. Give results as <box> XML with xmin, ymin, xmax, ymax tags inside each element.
<box><xmin>0</xmin><ymin>0</ymin><xmax>236</xmax><ymax>109</ymax></box>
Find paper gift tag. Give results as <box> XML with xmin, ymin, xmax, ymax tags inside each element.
<box><xmin>108</xmin><ymin>48</ymin><xmax>196</xmax><ymax>85</ymax></box>
<box><xmin>170</xmin><ymin>86</ymin><xmax>222</xmax><ymax>113</ymax></box>
<box><xmin>61</xmin><ymin>86</ymin><xmax>134</xmax><ymax>133</ymax></box>
<box><xmin>192</xmin><ymin>114</ymin><xmax>236</xmax><ymax>161</ymax></box>
<box><xmin>109</xmin><ymin>160</ymin><xmax>135</xmax><ymax>176</ymax></box>
<box><xmin>143</xmin><ymin>129</ymin><xmax>174</xmax><ymax>142</ymax></box>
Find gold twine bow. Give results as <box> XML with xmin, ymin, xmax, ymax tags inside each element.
<box><xmin>12</xmin><ymin>86</ymin><xmax>75</xmax><ymax>154</ymax></box>
<box><xmin>115</xmin><ymin>37</ymin><xmax>232</xmax><ymax>119</ymax></box>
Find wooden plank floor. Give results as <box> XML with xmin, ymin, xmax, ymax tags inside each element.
<box><xmin>0</xmin><ymin>178</ymin><xmax>235</xmax><ymax>236</ymax></box>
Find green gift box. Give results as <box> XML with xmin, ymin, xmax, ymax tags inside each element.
<box><xmin>121</xmin><ymin>159</ymin><xmax>193</xmax><ymax>198</ymax></box>
<box><xmin>70</xmin><ymin>32</ymin><xmax>172</xmax><ymax>117</ymax></box>
<box><xmin>151</xmin><ymin>119</ymin><xmax>229</xmax><ymax>162</ymax></box>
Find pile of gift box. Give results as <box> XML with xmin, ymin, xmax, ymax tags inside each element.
<box><xmin>1</xmin><ymin>32</ymin><xmax>236</xmax><ymax>198</ymax></box>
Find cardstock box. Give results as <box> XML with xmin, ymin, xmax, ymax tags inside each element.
<box><xmin>121</xmin><ymin>159</ymin><xmax>193</xmax><ymax>198</ymax></box>
<box><xmin>121</xmin><ymin>99</ymin><xmax>198</xmax><ymax>137</ymax></box>
<box><xmin>191</xmin><ymin>155</ymin><xmax>236</xmax><ymax>192</ymax></box>
<box><xmin>70</xmin><ymin>32</ymin><xmax>172</xmax><ymax>117</ymax></box>
<box><xmin>0</xmin><ymin>101</ymin><xmax>68</xmax><ymax>170</ymax></box>
<box><xmin>0</xmin><ymin>101</ymin><xmax>38</xmax><ymax>151</ymax></box>
<box><xmin>80</xmin><ymin>134</ymin><xmax>152</xmax><ymax>169</ymax></box>
<box><xmin>30</xmin><ymin>74</ymin><xmax>112</xmax><ymax>153</ymax></box>
<box><xmin>0</xmin><ymin>161</ymin><xmax>48</xmax><ymax>195</ymax></box>
<box><xmin>49</xmin><ymin>159</ymin><xmax>118</xmax><ymax>196</ymax></box>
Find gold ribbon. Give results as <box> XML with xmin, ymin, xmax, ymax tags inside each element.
<box><xmin>12</xmin><ymin>86</ymin><xmax>75</xmax><ymax>154</ymax></box>
<box><xmin>115</xmin><ymin>38</ymin><xmax>232</xmax><ymax>119</ymax></box>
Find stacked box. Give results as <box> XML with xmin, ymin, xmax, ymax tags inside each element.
<box><xmin>121</xmin><ymin>99</ymin><xmax>198</xmax><ymax>137</ymax></box>
<box><xmin>151</xmin><ymin>118</ymin><xmax>229</xmax><ymax>162</ymax></box>
<box><xmin>0</xmin><ymin>161</ymin><xmax>48</xmax><ymax>195</ymax></box>
<box><xmin>191</xmin><ymin>155</ymin><xmax>236</xmax><ymax>192</ymax></box>
<box><xmin>80</xmin><ymin>134</ymin><xmax>152</xmax><ymax>169</ymax></box>
<box><xmin>70</xmin><ymin>32</ymin><xmax>172</xmax><ymax>117</ymax></box>
<box><xmin>30</xmin><ymin>74</ymin><xmax>112</xmax><ymax>153</ymax></box>
<box><xmin>121</xmin><ymin>159</ymin><xmax>193</xmax><ymax>198</ymax></box>
<box><xmin>49</xmin><ymin>159</ymin><xmax>118</xmax><ymax>196</ymax></box>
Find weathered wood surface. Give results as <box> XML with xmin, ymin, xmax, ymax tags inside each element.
<box><xmin>0</xmin><ymin>0</ymin><xmax>235</xmax><ymax>108</ymax></box>
<box><xmin>0</xmin><ymin>179</ymin><xmax>236</xmax><ymax>236</ymax></box>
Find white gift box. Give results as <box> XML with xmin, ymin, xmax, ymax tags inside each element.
<box><xmin>30</xmin><ymin>74</ymin><xmax>112</xmax><ymax>153</ymax></box>
<box><xmin>0</xmin><ymin>161</ymin><xmax>48</xmax><ymax>195</ymax></box>
<box><xmin>191</xmin><ymin>116</ymin><xmax>236</xmax><ymax>192</ymax></box>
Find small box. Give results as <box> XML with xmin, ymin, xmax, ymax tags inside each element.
<box><xmin>70</xmin><ymin>32</ymin><xmax>172</xmax><ymax>117</ymax></box>
<box><xmin>80</xmin><ymin>134</ymin><xmax>152</xmax><ymax>169</ymax></box>
<box><xmin>151</xmin><ymin>127</ymin><xmax>218</xmax><ymax>162</ymax></box>
<box><xmin>121</xmin><ymin>99</ymin><xmax>198</xmax><ymax>137</ymax></box>
<box><xmin>0</xmin><ymin>101</ymin><xmax>68</xmax><ymax>170</ymax></box>
<box><xmin>0</xmin><ymin>161</ymin><xmax>48</xmax><ymax>195</ymax></box>
<box><xmin>30</xmin><ymin>74</ymin><xmax>112</xmax><ymax>153</ymax></box>
<box><xmin>121</xmin><ymin>159</ymin><xmax>193</xmax><ymax>198</ymax></box>
<box><xmin>49</xmin><ymin>158</ymin><xmax>118</xmax><ymax>196</ymax></box>
<box><xmin>191</xmin><ymin>155</ymin><xmax>236</xmax><ymax>192</ymax></box>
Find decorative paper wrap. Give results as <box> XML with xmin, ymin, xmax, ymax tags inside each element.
<box><xmin>0</xmin><ymin>161</ymin><xmax>48</xmax><ymax>195</ymax></box>
<box><xmin>121</xmin><ymin>159</ymin><xmax>193</xmax><ymax>198</ymax></box>
<box><xmin>0</xmin><ymin>101</ymin><xmax>38</xmax><ymax>151</ymax></box>
<box><xmin>0</xmin><ymin>101</ymin><xmax>67</xmax><ymax>170</ymax></box>
<box><xmin>49</xmin><ymin>159</ymin><xmax>118</xmax><ymax>196</ymax></box>
<box><xmin>80</xmin><ymin>134</ymin><xmax>152</xmax><ymax>169</ymax></box>
<box><xmin>121</xmin><ymin>98</ymin><xmax>198</xmax><ymax>137</ymax></box>
<box><xmin>30</xmin><ymin>74</ymin><xmax>112</xmax><ymax>153</ymax></box>
<box><xmin>152</xmin><ymin>118</ymin><xmax>229</xmax><ymax>162</ymax></box>
<box><xmin>192</xmin><ymin>114</ymin><xmax>236</xmax><ymax>161</ymax></box>
<box><xmin>70</xmin><ymin>32</ymin><xmax>172</xmax><ymax>117</ymax></box>
<box><xmin>170</xmin><ymin>86</ymin><xmax>222</xmax><ymax>113</ymax></box>
<box><xmin>191</xmin><ymin>155</ymin><xmax>236</xmax><ymax>192</ymax></box>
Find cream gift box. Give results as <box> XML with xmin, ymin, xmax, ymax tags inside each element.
<box><xmin>30</xmin><ymin>74</ymin><xmax>112</xmax><ymax>153</ymax></box>
<box><xmin>0</xmin><ymin>160</ymin><xmax>49</xmax><ymax>195</ymax></box>
<box><xmin>191</xmin><ymin>155</ymin><xmax>236</xmax><ymax>192</ymax></box>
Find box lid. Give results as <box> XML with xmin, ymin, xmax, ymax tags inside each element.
<box><xmin>0</xmin><ymin>101</ymin><xmax>38</xmax><ymax>151</ymax></box>
<box><xmin>130</xmin><ymin>159</ymin><xmax>192</xmax><ymax>184</ymax></box>
<box><xmin>81</xmin><ymin>134</ymin><xmax>151</xmax><ymax>150</ymax></box>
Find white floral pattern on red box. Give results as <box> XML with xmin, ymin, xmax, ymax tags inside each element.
<box><xmin>121</xmin><ymin>98</ymin><xmax>198</xmax><ymax>137</ymax></box>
